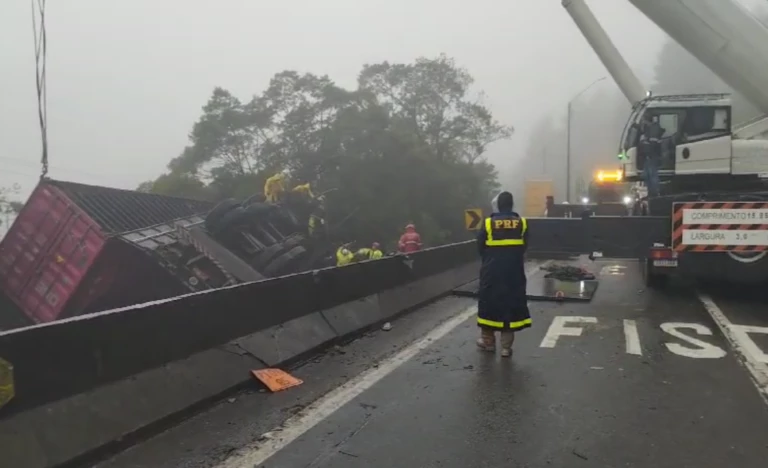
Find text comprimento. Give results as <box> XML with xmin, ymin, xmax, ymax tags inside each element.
<box><xmin>682</xmin><ymin>208</ymin><xmax>768</xmax><ymax>224</ymax></box>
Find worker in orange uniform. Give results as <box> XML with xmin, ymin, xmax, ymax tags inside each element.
<box><xmin>398</xmin><ymin>224</ymin><xmax>422</xmax><ymax>253</ymax></box>
<box><xmin>476</xmin><ymin>191</ymin><xmax>529</xmax><ymax>358</ymax></box>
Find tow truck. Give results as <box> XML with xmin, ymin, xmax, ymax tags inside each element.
<box><xmin>579</xmin><ymin>168</ymin><xmax>633</xmax><ymax>216</ymax></box>
<box><xmin>542</xmin><ymin>0</ymin><xmax>768</xmax><ymax>287</ymax></box>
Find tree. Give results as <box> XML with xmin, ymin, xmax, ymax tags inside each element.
<box><xmin>141</xmin><ymin>55</ymin><xmax>511</xmax><ymax>246</ymax></box>
<box><xmin>358</xmin><ymin>54</ymin><xmax>513</xmax><ymax>163</ymax></box>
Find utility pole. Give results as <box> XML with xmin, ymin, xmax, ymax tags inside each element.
<box><xmin>566</xmin><ymin>102</ymin><xmax>571</xmax><ymax>202</ymax></box>
<box><xmin>565</xmin><ymin>76</ymin><xmax>606</xmax><ymax>203</ymax></box>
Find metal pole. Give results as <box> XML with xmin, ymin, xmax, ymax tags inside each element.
<box><xmin>566</xmin><ymin>101</ymin><xmax>571</xmax><ymax>203</ymax></box>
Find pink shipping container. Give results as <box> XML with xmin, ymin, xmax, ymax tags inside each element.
<box><xmin>0</xmin><ymin>179</ymin><xmax>211</xmax><ymax>325</ymax></box>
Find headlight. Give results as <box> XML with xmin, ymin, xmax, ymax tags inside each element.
<box><xmin>623</xmin><ymin>195</ymin><xmax>632</xmax><ymax>205</ymax></box>
<box><xmin>581</xmin><ymin>197</ymin><xmax>589</xmax><ymax>204</ymax></box>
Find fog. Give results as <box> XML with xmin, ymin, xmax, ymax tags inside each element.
<box><xmin>1</xmin><ymin>0</ymin><xmax>765</xmax><ymax>210</ymax></box>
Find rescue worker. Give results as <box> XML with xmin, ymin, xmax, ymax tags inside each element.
<box><xmin>291</xmin><ymin>182</ymin><xmax>314</xmax><ymax>199</ymax></box>
<box><xmin>354</xmin><ymin>242</ymin><xmax>383</xmax><ymax>261</ymax></box>
<box><xmin>476</xmin><ymin>191</ymin><xmax>529</xmax><ymax>358</ymax></box>
<box><xmin>369</xmin><ymin>242</ymin><xmax>383</xmax><ymax>259</ymax></box>
<box><xmin>308</xmin><ymin>208</ymin><xmax>326</xmax><ymax>237</ymax></box>
<box><xmin>398</xmin><ymin>224</ymin><xmax>422</xmax><ymax>253</ymax></box>
<box><xmin>336</xmin><ymin>244</ymin><xmax>354</xmax><ymax>266</ymax></box>
<box><xmin>264</xmin><ymin>172</ymin><xmax>287</xmax><ymax>203</ymax></box>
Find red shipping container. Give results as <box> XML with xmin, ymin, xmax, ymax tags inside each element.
<box><xmin>0</xmin><ymin>179</ymin><xmax>212</xmax><ymax>325</ymax></box>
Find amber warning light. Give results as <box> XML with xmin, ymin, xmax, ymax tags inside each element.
<box><xmin>595</xmin><ymin>169</ymin><xmax>622</xmax><ymax>182</ymax></box>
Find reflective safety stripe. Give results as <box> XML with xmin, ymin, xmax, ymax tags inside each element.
<box><xmin>484</xmin><ymin>217</ymin><xmax>527</xmax><ymax>246</ymax></box>
<box><xmin>477</xmin><ymin>317</ymin><xmax>532</xmax><ymax>329</ymax></box>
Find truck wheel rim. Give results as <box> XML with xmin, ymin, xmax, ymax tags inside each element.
<box><xmin>727</xmin><ymin>251</ymin><xmax>767</xmax><ymax>264</ymax></box>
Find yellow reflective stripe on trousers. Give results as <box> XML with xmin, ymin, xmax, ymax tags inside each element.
<box><xmin>484</xmin><ymin>217</ymin><xmax>526</xmax><ymax>246</ymax></box>
<box><xmin>477</xmin><ymin>317</ymin><xmax>532</xmax><ymax>329</ymax></box>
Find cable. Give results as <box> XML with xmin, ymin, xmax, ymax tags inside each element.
<box><xmin>31</xmin><ymin>0</ymin><xmax>48</xmax><ymax>179</ymax></box>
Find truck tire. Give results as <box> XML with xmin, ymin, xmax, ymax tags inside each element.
<box><xmin>210</xmin><ymin>206</ymin><xmax>248</xmax><ymax>235</ymax></box>
<box><xmin>264</xmin><ymin>246</ymin><xmax>307</xmax><ymax>277</ymax></box>
<box><xmin>205</xmin><ymin>199</ymin><xmax>240</xmax><ymax>231</ymax></box>
<box><xmin>642</xmin><ymin>258</ymin><xmax>668</xmax><ymax>289</ymax></box>
<box><xmin>255</xmin><ymin>243</ymin><xmax>284</xmax><ymax>268</ymax></box>
<box><xmin>243</xmin><ymin>193</ymin><xmax>267</xmax><ymax>206</ymax></box>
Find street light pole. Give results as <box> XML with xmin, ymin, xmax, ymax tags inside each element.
<box><xmin>566</xmin><ymin>101</ymin><xmax>572</xmax><ymax>202</ymax></box>
<box><xmin>565</xmin><ymin>76</ymin><xmax>606</xmax><ymax>203</ymax></box>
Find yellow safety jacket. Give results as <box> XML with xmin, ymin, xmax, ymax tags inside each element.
<box><xmin>370</xmin><ymin>249</ymin><xmax>383</xmax><ymax>259</ymax></box>
<box><xmin>292</xmin><ymin>183</ymin><xmax>314</xmax><ymax>198</ymax></box>
<box><xmin>336</xmin><ymin>247</ymin><xmax>354</xmax><ymax>266</ymax></box>
<box><xmin>484</xmin><ymin>215</ymin><xmax>527</xmax><ymax>246</ymax></box>
<box><xmin>309</xmin><ymin>213</ymin><xmax>325</xmax><ymax>235</ymax></box>
<box><xmin>264</xmin><ymin>174</ymin><xmax>287</xmax><ymax>203</ymax></box>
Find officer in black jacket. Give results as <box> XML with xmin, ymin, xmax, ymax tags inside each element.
<box><xmin>476</xmin><ymin>191</ymin><xmax>529</xmax><ymax>357</ymax></box>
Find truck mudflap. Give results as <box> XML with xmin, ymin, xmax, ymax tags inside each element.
<box><xmin>526</xmin><ymin>216</ymin><xmax>669</xmax><ymax>258</ymax></box>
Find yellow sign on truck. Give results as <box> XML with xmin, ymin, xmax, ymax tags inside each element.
<box><xmin>523</xmin><ymin>179</ymin><xmax>554</xmax><ymax>217</ymax></box>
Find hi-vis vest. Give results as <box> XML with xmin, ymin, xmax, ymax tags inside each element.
<box><xmin>484</xmin><ymin>214</ymin><xmax>527</xmax><ymax>246</ymax></box>
<box><xmin>336</xmin><ymin>247</ymin><xmax>354</xmax><ymax>266</ymax></box>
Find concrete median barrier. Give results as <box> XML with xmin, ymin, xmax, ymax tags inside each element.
<box><xmin>0</xmin><ymin>241</ymin><xmax>481</xmax><ymax>468</ymax></box>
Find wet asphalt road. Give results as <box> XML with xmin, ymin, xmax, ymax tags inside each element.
<box><xmin>98</xmin><ymin>259</ymin><xmax>768</xmax><ymax>468</ymax></box>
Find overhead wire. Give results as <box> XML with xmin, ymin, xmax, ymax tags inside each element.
<box><xmin>31</xmin><ymin>0</ymin><xmax>49</xmax><ymax>179</ymax></box>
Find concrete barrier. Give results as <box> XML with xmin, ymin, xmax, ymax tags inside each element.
<box><xmin>0</xmin><ymin>241</ymin><xmax>480</xmax><ymax>467</ymax></box>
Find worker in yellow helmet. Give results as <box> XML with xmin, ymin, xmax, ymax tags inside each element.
<box><xmin>264</xmin><ymin>173</ymin><xmax>287</xmax><ymax>204</ymax></box>
<box><xmin>336</xmin><ymin>244</ymin><xmax>355</xmax><ymax>266</ymax></box>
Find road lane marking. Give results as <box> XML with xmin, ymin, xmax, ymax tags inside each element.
<box><xmin>623</xmin><ymin>319</ymin><xmax>642</xmax><ymax>356</ymax></box>
<box><xmin>217</xmin><ymin>262</ymin><xmax>549</xmax><ymax>467</ymax></box>
<box><xmin>697</xmin><ymin>293</ymin><xmax>768</xmax><ymax>404</ymax></box>
<box><xmin>660</xmin><ymin>322</ymin><xmax>726</xmax><ymax>359</ymax></box>
<box><xmin>539</xmin><ymin>316</ymin><xmax>597</xmax><ymax>348</ymax></box>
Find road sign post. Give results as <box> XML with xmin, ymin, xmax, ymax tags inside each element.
<box><xmin>465</xmin><ymin>209</ymin><xmax>483</xmax><ymax>230</ymax></box>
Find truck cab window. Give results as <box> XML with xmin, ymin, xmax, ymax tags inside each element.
<box><xmin>681</xmin><ymin>106</ymin><xmax>730</xmax><ymax>141</ymax></box>
<box><xmin>657</xmin><ymin>113</ymin><xmax>679</xmax><ymax>137</ymax></box>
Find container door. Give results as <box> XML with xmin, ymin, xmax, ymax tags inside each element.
<box><xmin>0</xmin><ymin>187</ymin><xmax>72</xmax><ymax>298</ymax></box>
<box><xmin>21</xmin><ymin>214</ymin><xmax>105</xmax><ymax>323</ymax></box>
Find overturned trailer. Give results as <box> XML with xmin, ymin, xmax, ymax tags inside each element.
<box><xmin>0</xmin><ymin>180</ymin><xmax>336</xmax><ymax>327</ymax></box>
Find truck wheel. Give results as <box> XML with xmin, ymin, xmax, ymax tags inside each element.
<box><xmin>642</xmin><ymin>258</ymin><xmax>668</xmax><ymax>288</ymax></box>
<box><xmin>210</xmin><ymin>206</ymin><xmax>248</xmax><ymax>235</ymax></box>
<box><xmin>255</xmin><ymin>243</ymin><xmax>284</xmax><ymax>268</ymax></box>
<box><xmin>205</xmin><ymin>199</ymin><xmax>240</xmax><ymax>231</ymax></box>
<box><xmin>282</xmin><ymin>234</ymin><xmax>305</xmax><ymax>250</ymax></box>
<box><xmin>243</xmin><ymin>193</ymin><xmax>267</xmax><ymax>206</ymax></box>
<box><xmin>264</xmin><ymin>246</ymin><xmax>307</xmax><ymax>277</ymax></box>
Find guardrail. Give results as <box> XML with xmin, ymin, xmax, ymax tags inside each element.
<box><xmin>0</xmin><ymin>240</ymin><xmax>477</xmax><ymax>415</ymax></box>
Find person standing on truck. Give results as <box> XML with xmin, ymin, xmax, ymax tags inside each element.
<box><xmin>640</xmin><ymin>115</ymin><xmax>662</xmax><ymax>197</ymax></box>
<box><xmin>476</xmin><ymin>191</ymin><xmax>530</xmax><ymax>358</ymax></box>
<box><xmin>264</xmin><ymin>172</ymin><xmax>287</xmax><ymax>203</ymax></box>
<box><xmin>398</xmin><ymin>224</ymin><xmax>422</xmax><ymax>253</ymax></box>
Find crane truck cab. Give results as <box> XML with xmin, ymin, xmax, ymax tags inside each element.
<box><xmin>618</xmin><ymin>94</ymin><xmax>768</xmax><ymax>183</ymax></box>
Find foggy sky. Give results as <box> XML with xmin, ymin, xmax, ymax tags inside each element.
<box><xmin>1</xmin><ymin>0</ymin><xmax>764</xmax><ymax>206</ymax></box>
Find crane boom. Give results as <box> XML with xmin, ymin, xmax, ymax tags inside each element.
<box><xmin>628</xmin><ymin>0</ymin><xmax>768</xmax><ymax>117</ymax></box>
<box><xmin>561</xmin><ymin>0</ymin><xmax>647</xmax><ymax>105</ymax></box>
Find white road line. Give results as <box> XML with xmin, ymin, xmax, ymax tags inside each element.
<box><xmin>696</xmin><ymin>293</ymin><xmax>768</xmax><ymax>405</ymax></box>
<box><xmin>623</xmin><ymin>319</ymin><xmax>642</xmax><ymax>356</ymax></box>
<box><xmin>216</xmin><ymin>262</ymin><xmax>548</xmax><ymax>468</ymax></box>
